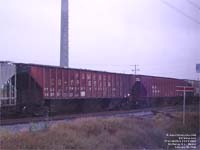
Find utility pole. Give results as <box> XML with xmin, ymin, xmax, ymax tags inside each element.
<box><xmin>131</xmin><ymin>65</ymin><xmax>140</xmax><ymax>76</ymax></box>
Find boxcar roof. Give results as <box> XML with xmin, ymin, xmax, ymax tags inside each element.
<box><xmin>0</xmin><ymin>61</ymin><xmax>193</xmax><ymax>81</ymax></box>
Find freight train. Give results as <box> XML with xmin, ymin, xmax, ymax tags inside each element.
<box><xmin>0</xmin><ymin>61</ymin><xmax>199</xmax><ymax>118</ymax></box>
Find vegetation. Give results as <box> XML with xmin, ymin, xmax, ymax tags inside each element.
<box><xmin>0</xmin><ymin>112</ymin><xmax>199</xmax><ymax>150</ymax></box>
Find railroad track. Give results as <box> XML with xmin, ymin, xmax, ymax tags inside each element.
<box><xmin>0</xmin><ymin>105</ymin><xmax>184</xmax><ymax>126</ymax></box>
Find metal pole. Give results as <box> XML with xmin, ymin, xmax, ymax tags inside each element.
<box><xmin>0</xmin><ymin>63</ymin><xmax>1</xmax><ymax>108</ymax></box>
<box><xmin>198</xmin><ymin>78</ymin><xmax>200</xmax><ymax>134</ymax></box>
<box><xmin>131</xmin><ymin>64</ymin><xmax>140</xmax><ymax>80</ymax></box>
<box><xmin>14</xmin><ymin>66</ymin><xmax>17</xmax><ymax>105</ymax></box>
<box><xmin>9</xmin><ymin>78</ymin><xmax>12</xmax><ymax>105</ymax></box>
<box><xmin>183</xmin><ymin>86</ymin><xmax>186</xmax><ymax>125</ymax></box>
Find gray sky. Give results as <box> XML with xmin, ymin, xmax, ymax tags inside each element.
<box><xmin>0</xmin><ymin>0</ymin><xmax>199</xmax><ymax>80</ymax></box>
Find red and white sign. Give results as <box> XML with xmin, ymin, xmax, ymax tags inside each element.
<box><xmin>176</xmin><ymin>86</ymin><xmax>194</xmax><ymax>92</ymax></box>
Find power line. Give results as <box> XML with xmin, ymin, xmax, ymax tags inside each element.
<box><xmin>160</xmin><ymin>0</ymin><xmax>200</xmax><ymax>25</ymax></box>
<box><xmin>186</xmin><ymin>0</ymin><xmax>200</xmax><ymax>10</ymax></box>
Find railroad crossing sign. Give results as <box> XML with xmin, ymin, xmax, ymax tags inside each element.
<box><xmin>176</xmin><ymin>86</ymin><xmax>194</xmax><ymax>125</ymax></box>
<box><xmin>176</xmin><ymin>86</ymin><xmax>194</xmax><ymax>92</ymax></box>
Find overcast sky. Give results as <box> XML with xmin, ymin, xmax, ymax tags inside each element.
<box><xmin>0</xmin><ymin>0</ymin><xmax>199</xmax><ymax>80</ymax></box>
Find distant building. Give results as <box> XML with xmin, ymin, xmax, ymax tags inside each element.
<box><xmin>60</xmin><ymin>0</ymin><xmax>69</xmax><ymax>67</ymax></box>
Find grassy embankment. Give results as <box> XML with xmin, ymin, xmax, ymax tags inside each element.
<box><xmin>0</xmin><ymin>112</ymin><xmax>199</xmax><ymax>150</ymax></box>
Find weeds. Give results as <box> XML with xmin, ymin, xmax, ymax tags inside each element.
<box><xmin>0</xmin><ymin>112</ymin><xmax>199</xmax><ymax>150</ymax></box>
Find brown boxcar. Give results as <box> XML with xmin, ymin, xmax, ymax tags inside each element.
<box><xmin>24</xmin><ymin>64</ymin><xmax>133</xmax><ymax>114</ymax></box>
<box><xmin>138</xmin><ymin>75</ymin><xmax>188</xmax><ymax>98</ymax></box>
<box><xmin>30</xmin><ymin>65</ymin><xmax>132</xmax><ymax>100</ymax></box>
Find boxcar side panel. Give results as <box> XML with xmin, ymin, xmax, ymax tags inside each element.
<box><xmin>86</xmin><ymin>71</ymin><xmax>92</xmax><ymax>98</ymax></box>
<box><xmin>80</xmin><ymin>70</ymin><xmax>86</xmax><ymax>98</ymax></box>
<box><xmin>97</xmin><ymin>73</ymin><xmax>103</xmax><ymax>98</ymax></box>
<box><xmin>44</xmin><ymin>67</ymin><xmax>50</xmax><ymax>98</ymax></box>
<box><xmin>116</xmin><ymin>74</ymin><xmax>120</xmax><ymax>97</ymax></box>
<box><xmin>30</xmin><ymin>66</ymin><xmax>43</xmax><ymax>88</ymax></box>
<box><xmin>102</xmin><ymin>73</ymin><xmax>107</xmax><ymax>98</ymax></box>
<box><xmin>139</xmin><ymin>75</ymin><xmax>191</xmax><ymax>98</ymax></box>
<box><xmin>29</xmin><ymin>64</ymin><xmax>136</xmax><ymax>100</ymax></box>
<box><xmin>111</xmin><ymin>73</ymin><xmax>116</xmax><ymax>98</ymax></box>
<box><xmin>92</xmin><ymin>72</ymin><xmax>97</xmax><ymax>98</ymax></box>
<box><xmin>56</xmin><ymin>68</ymin><xmax>62</xmax><ymax>98</ymax></box>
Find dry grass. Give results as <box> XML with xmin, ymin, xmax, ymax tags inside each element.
<box><xmin>166</xmin><ymin>112</ymin><xmax>200</xmax><ymax>135</ymax></box>
<box><xmin>0</xmin><ymin>112</ymin><xmax>199</xmax><ymax>150</ymax></box>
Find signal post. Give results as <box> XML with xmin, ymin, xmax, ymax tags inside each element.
<box><xmin>176</xmin><ymin>86</ymin><xmax>194</xmax><ymax>125</ymax></box>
